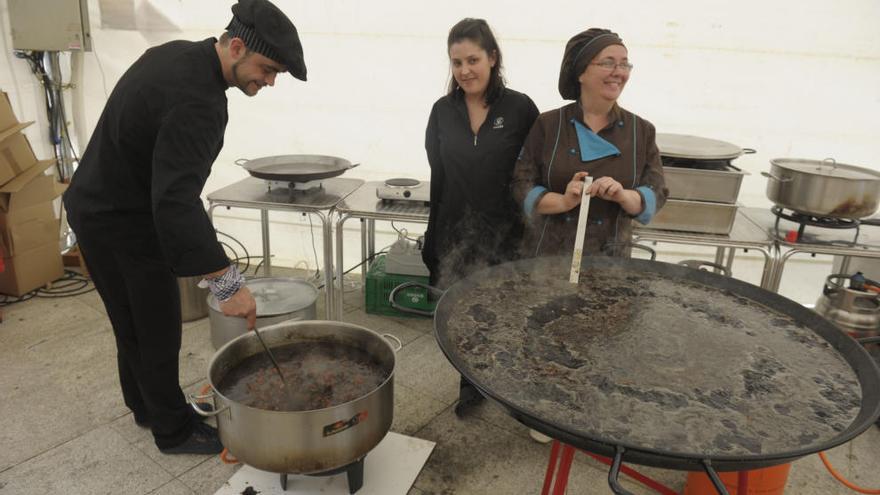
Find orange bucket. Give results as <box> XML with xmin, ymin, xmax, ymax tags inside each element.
<box><xmin>683</xmin><ymin>464</ymin><xmax>791</xmax><ymax>495</ymax></box>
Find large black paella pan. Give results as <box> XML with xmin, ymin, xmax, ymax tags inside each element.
<box><xmin>426</xmin><ymin>256</ymin><xmax>880</xmax><ymax>476</ymax></box>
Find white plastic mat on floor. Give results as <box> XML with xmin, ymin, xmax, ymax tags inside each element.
<box><xmin>213</xmin><ymin>432</ymin><xmax>436</xmax><ymax>495</ymax></box>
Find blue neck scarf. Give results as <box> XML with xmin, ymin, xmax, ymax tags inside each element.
<box><xmin>573</xmin><ymin>119</ymin><xmax>620</xmax><ymax>162</ymax></box>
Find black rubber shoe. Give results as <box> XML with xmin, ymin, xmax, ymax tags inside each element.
<box><xmin>159</xmin><ymin>422</ymin><xmax>223</xmax><ymax>455</ymax></box>
<box><xmin>134</xmin><ymin>402</ymin><xmax>214</xmax><ymax>428</ymax></box>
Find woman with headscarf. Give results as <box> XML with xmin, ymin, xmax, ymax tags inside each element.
<box><xmin>512</xmin><ymin>28</ymin><xmax>667</xmax><ymax>259</ymax></box>
<box><xmin>423</xmin><ymin>18</ymin><xmax>539</xmax><ymax>417</ymax></box>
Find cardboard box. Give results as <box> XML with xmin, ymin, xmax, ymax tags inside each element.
<box><xmin>0</xmin><ymin>91</ymin><xmax>23</xmax><ymax>133</ymax></box>
<box><xmin>0</xmin><ymin>127</ymin><xmax>39</xmax><ymax>186</ymax></box>
<box><xmin>0</xmin><ymin>201</ymin><xmax>58</xmax><ymax>257</ymax></box>
<box><xmin>0</xmin><ymin>159</ymin><xmax>60</xmax><ymax>211</ymax></box>
<box><xmin>0</xmin><ymin>240</ymin><xmax>64</xmax><ymax>296</ymax></box>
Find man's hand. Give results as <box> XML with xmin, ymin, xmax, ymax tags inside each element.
<box><xmin>219</xmin><ymin>286</ymin><xmax>257</xmax><ymax>330</ymax></box>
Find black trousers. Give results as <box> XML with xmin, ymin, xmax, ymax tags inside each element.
<box><xmin>72</xmin><ymin>221</ymin><xmax>194</xmax><ymax>449</ymax></box>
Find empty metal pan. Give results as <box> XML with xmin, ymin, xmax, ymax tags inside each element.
<box><xmin>656</xmin><ymin>133</ymin><xmax>755</xmax><ymax>161</ymax></box>
<box><xmin>236</xmin><ymin>155</ymin><xmax>359</xmax><ymax>182</ymax></box>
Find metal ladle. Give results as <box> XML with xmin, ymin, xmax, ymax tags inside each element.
<box><xmin>252</xmin><ymin>326</ymin><xmax>287</xmax><ymax>385</ymax></box>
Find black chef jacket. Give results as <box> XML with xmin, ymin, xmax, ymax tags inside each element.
<box><xmin>64</xmin><ymin>38</ymin><xmax>229</xmax><ymax>276</ymax></box>
<box><xmin>423</xmin><ymin>87</ymin><xmax>539</xmax><ymax>287</ymax></box>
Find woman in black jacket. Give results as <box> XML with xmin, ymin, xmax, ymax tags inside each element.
<box><xmin>422</xmin><ymin>18</ymin><xmax>539</xmax><ymax>416</ymax></box>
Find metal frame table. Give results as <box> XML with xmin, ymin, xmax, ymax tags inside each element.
<box><xmin>333</xmin><ymin>181</ymin><xmax>430</xmax><ymax>319</ymax></box>
<box><xmin>633</xmin><ymin>208</ymin><xmax>779</xmax><ymax>290</ymax></box>
<box><xmin>741</xmin><ymin>207</ymin><xmax>880</xmax><ymax>293</ymax></box>
<box><xmin>206</xmin><ymin>177</ymin><xmax>364</xmax><ymax>318</ymax></box>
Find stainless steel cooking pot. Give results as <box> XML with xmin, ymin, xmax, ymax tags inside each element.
<box><xmin>191</xmin><ymin>320</ymin><xmax>401</xmax><ymax>474</ymax></box>
<box><xmin>208</xmin><ymin>277</ymin><xmax>318</xmax><ymax>349</ymax></box>
<box><xmin>763</xmin><ymin>158</ymin><xmax>880</xmax><ymax>218</ymax></box>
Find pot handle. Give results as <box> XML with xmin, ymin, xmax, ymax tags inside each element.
<box><xmin>389</xmin><ymin>281</ymin><xmax>443</xmax><ymax>317</ymax></box>
<box><xmin>347</xmin><ymin>162</ymin><xmax>361</xmax><ymax>170</ymax></box>
<box><xmin>606</xmin><ymin>446</ymin><xmax>636</xmax><ymax>495</ymax></box>
<box><xmin>234</xmin><ymin>158</ymin><xmax>250</xmax><ymax>167</ymax></box>
<box><xmin>760</xmin><ymin>171</ymin><xmax>793</xmax><ymax>183</ymax></box>
<box><xmin>857</xmin><ymin>336</ymin><xmax>880</xmax><ymax>346</ymax></box>
<box><xmin>700</xmin><ymin>459</ymin><xmax>731</xmax><ymax>495</ymax></box>
<box><xmin>602</xmin><ymin>241</ymin><xmax>656</xmax><ymax>260</ymax></box>
<box><xmin>382</xmin><ymin>333</ymin><xmax>403</xmax><ymax>352</ymax></box>
<box><xmin>188</xmin><ymin>390</ymin><xmax>229</xmax><ymax>417</ymax></box>
<box><xmin>678</xmin><ymin>260</ymin><xmax>731</xmax><ymax>277</ymax></box>
<box><xmin>741</xmin><ymin>148</ymin><xmax>757</xmax><ymax>155</ymax></box>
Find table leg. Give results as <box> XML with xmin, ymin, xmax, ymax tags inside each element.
<box><xmin>737</xmin><ymin>470</ymin><xmax>749</xmax><ymax>495</ymax></box>
<box><xmin>319</xmin><ymin>211</ymin><xmax>334</xmax><ymax>319</ymax></box>
<box><xmin>839</xmin><ymin>255</ymin><xmax>853</xmax><ymax>275</ymax></box>
<box><xmin>335</xmin><ymin>214</ymin><xmax>350</xmax><ymax>320</ymax></box>
<box><xmin>758</xmin><ymin>248</ymin><xmax>775</xmax><ymax>291</ymax></box>
<box><xmin>771</xmin><ymin>248</ymin><xmax>800</xmax><ymax>293</ymax></box>
<box><xmin>552</xmin><ymin>444</ymin><xmax>576</xmax><ymax>495</ymax></box>
<box><xmin>360</xmin><ymin>219</ymin><xmax>368</xmax><ymax>286</ymax></box>
<box><xmin>367</xmin><ymin>219</ymin><xmax>376</xmax><ymax>261</ymax></box>
<box><xmin>714</xmin><ymin>247</ymin><xmax>726</xmax><ymax>274</ymax></box>
<box><xmin>541</xmin><ymin>440</ymin><xmax>562</xmax><ymax>495</ymax></box>
<box><xmin>724</xmin><ymin>247</ymin><xmax>735</xmax><ymax>274</ymax></box>
<box><xmin>260</xmin><ymin>209</ymin><xmax>271</xmax><ymax>276</ymax></box>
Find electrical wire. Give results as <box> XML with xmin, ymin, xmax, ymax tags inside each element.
<box><xmin>90</xmin><ymin>40</ymin><xmax>110</xmax><ymax>99</ymax></box>
<box><xmin>216</xmin><ymin>230</ymin><xmax>251</xmax><ymax>274</ymax></box>
<box><xmin>306</xmin><ymin>214</ymin><xmax>321</xmax><ymax>281</ymax></box>
<box><xmin>316</xmin><ymin>249</ymin><xmax>389</xmax><ymax>290</ymax></box>
<box><xmin>391</xmin><ymin>221</ymin><xmax>422</xmax><ymax>242</ymax></box>
<box><xmin>0</xmin><ymin>269</ymin><xmax>94</xmax><ymax>306</ymax></box>
<box><xmin>818</xmin><ymin>451</ymin><xmax>880</xmax><ymax>494</ymax></box>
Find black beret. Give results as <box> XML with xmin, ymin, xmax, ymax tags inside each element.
<box><xmin>227</xmin><ymin>0</ymin><xmax>307</xmax><ymax>81</ymax></box>
<box><xmin>558</xmin><ymin>28</ymin><xmax>624</xmax><ymax>100</ymax></box>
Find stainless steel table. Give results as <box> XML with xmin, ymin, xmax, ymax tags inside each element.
<box><xmin>741</xmin><ymin>207</ymin><xmax>880</xmax><ymax>292</ymax></box>
<box><xmin>333</xmin><ymin>181</ymin><xmax>430</xmax><ymax>319</ymax></box>
<box><xmin>633</xmin><ymin>208</ymin><xmax>779</xmax><ymax>289</ymax></box>
<box><xmin>206</xmin><ymin>177</ymin><xmax>364</xmax><ymax>318</ymax></box>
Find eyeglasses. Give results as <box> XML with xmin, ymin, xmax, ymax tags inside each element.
<box><xmin>590</xmin><ymin>60</ymin><xmax>634</xmax><ymax>72</ymax></box>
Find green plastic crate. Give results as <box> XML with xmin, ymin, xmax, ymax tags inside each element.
<box><xmin>365</xmin><ymin>254</ymin><xmax>435</xmax><ymax>317</ymax></box>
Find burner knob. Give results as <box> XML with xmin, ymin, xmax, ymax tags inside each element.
<box><xmin>785</xmin><ymin>230</ymin><xmax>799</xmax><ymax>243</ymax></box>
<box><xmin>403</xmin><ymin>190</ymin><xmax>411</xmax><ymax>198</ymax></box>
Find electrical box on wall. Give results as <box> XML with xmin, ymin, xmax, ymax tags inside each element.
<box><xmin>8</xmin><ymin>0</ymin><xmax>92</xmax><ymax>51</ymax></box>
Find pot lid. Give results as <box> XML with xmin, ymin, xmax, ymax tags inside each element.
<box><xmin>208</xmin><ymin>277</ymin><xmax>318</xmax><ymax>316</ymax></box>
<box><xmin>770</xmin><ymin>158</ymin><xmax>880</xmax><ymax>180</ymax></box>
<box><xmin>656</xmin><ymin>133</ymin><xmax>744</xmax><ymax>160</ymax></box>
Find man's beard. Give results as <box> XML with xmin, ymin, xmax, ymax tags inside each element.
<box><xmin>231</xmin><ymin>61</ymin><xmax>258</xmax><ymax>96</ymax></box>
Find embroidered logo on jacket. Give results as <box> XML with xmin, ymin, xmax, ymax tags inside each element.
<box><xmin>492</xmin><ymin>117</ymin><xmax>504</xmax><ymax>129</ymax></box>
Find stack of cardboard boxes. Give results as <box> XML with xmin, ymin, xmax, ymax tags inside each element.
<box><xmin>0</xmin><ymin>90</ymin><xmax>65</xmax><ymax>296</ymax></box>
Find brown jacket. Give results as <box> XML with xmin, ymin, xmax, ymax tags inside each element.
<box><xmin>512</xmin><ymin>102</ymin><xmax>667</xmax><ymax>257</ymax></box>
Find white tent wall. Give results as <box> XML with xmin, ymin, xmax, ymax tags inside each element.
<box><xmin>0</xmin><ymin>0</ymin><xmax>878</xmax><ymax>303</ymax></box>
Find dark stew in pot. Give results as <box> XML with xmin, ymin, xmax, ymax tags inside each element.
<box><xmin>218</xmin><ymin>341</ymin><xmax>389</xmax><ymax>411</ymax></box>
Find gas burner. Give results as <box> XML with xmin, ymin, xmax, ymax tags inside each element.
<box><xmin>771</xmin><ymin>206</ymin><xmax>862</xmax><ymax>244</ymax></box>
<box><xmin>266</xmin><ymin>179</ymin><xmax>324</xmax><ymax>194</ymax></box>
<box><xmin>280</xmin><ymin>457</ymin><xmax>364</xmax><ymax>493</ymax></box>
<box><xmin>376</xmin><ymin>178</ymin><xmax>429</xmax><ymax>204</ymax></box>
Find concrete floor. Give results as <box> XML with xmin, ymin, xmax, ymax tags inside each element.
<box><xmin>1</xmin><ymin>270</ymin><xmax>879</xmax><ymax>495</ymax></box>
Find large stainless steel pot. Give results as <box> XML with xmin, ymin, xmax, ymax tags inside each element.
<box><xmin>178</xmin><ymin>276</ymin><xmax>209</xmax><ymax>322</ymax></box>
<box><xmin>208</xmin><ymin>277</ymin><xmax>318</xmax><ymax>349</ymax></box>
<box><xmin>191</xmin><ymin>320</ymin><xmax>401</xmax><ymax>474</ymax></box>
<box><xmin>764</xmin><ymin>158</ymin><xmax>880</xmax><ymax>218</ymax></box>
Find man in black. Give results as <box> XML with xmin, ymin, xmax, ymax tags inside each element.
<box><xmin>63</xmin><ymin>0</ymin><xmax>306</xmax><ymax>454</ymax></box>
